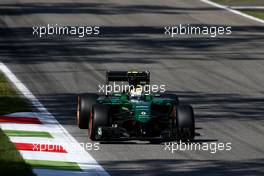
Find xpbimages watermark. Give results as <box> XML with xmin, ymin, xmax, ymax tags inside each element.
<box><xmin>32</xmin><ymin>142</ymin><xmax>100</xmax><ymax>152</ymax></box>
<box><xmin>32</xmin><ymin>24</ymin><xmax>100</xmax><ymax>38</ymax></box>
<box><xmin>98</xmin><ymin>82</ymin><xmax>166</xmax><ymax>95</ymax></box>
<box><xmin>164</xmin><ymin>141</ymin><xmax>232</xmax><ymax>154</ymax></box>
<box><xmin>164</xmin><ymin>24</ymin><xmax>232</xmax><ymax>38</ymax></box>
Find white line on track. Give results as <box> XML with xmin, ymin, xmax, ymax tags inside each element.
<box><xmin>201</xmin><ymin>0</ymin><xmax>264</xmax><ymax>24</ymax></box>
<box><xmin>230</xmin><ymin>6</ymin><xmax>264</xmax><ymax>10</ymax></box>
<box><xmin>0</xmin><ymin>61</ymin><xmax>110</xmax><ymax>176</ymax></box>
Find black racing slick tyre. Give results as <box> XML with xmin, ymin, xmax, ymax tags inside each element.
<box><xmin>175</xmin><ymin>105</ymin><xmax>195</xmax><ymax>141</ymax></box>
<box><xmin>77</xmin><ymin>93</ymin><xmax>98</xmax><ymax>129</ymax></box>
<box><xmin>89</xmin><ymin>104</ymin><xmax>110</xmax><ymax>141</ymax></box>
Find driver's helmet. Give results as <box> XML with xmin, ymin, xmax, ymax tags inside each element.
<box><xmin>130</xmin><ymin>85</ymin><xmax>143</xmax><ymax>98</ymax></box>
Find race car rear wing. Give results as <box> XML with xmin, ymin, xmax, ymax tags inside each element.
<box><xmin>106</xmin><ymin>71</ymin><xmax>150</xmax><ymax>85</ymax></box>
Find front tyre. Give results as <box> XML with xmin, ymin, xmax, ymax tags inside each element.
<box><xmin>77</xmin><ymin>93</ymin><xmax>98</xmax><ymax>129</ymax></box>
<box><xmin>174</xmin><ymin>105</ymin><xmax>195</xmax><ymax>141</ymax></box>
<box><xmin>89</xmin><ymin>104</ymin><xmax>110</xmax><ymax>141</ymax></box>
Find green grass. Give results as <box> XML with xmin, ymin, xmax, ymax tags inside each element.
<box><xmin>212</xmin><ymin>0</ymin><xmax>264</xmax><ymax>20</ymax></box>
<box><xmin>213</xmin><ymin>0</ymin><xmax>264</xmax><ymax>6</ymax></box>
<box><xmin>242</xmin><ymin>10</ymin><xmax>264</xmax><ymax>20</ymax></box>
<box><xmin>0</xmin><ymin>73</ymin><xmax>35</xmax><ymax>175</ymax></box>
<box><xmin>0</xmin><ymin>129</ymin><xmax>36</xmax><ymax>176</ymax></box>
<box><xmin>0</xmin><ymin>73</ymin><xmax>31</xmax><ymax>115</ymax></box>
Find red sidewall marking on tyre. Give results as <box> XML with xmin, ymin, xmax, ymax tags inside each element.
<box><xmin>77</xmin><ymin>96</ymin><xmax>80</xmax><ymax>126</ymax></box>
<box><xmin>89</xmin><ymin>111</ymin><xmax>93</xmax><ymax>138</ymax></box>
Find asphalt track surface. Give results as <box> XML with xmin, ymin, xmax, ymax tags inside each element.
<box><xmin>1</xmin><ymin>0</ymin><xmax>264</xmax><ymax>175</ymax></box>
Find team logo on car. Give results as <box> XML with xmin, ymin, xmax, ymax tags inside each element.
<box><xmin>97</xmin><ymin>128</ymin><xmax>102</xmax><ymax>136</ymax></box>
<box><xmin>141</xmin><ymin>111</ymin><xmax>147</xmax><ymax>115</ymax></box>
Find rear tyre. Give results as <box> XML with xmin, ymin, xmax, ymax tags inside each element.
<box><xmin>77</xmin><ymin>93</ymin><xmax>98</xmax><ymax>129</ymax></box>
<box><xmin>89</xmin><ymin>104</ymin><xmax>110</xmax><ymax>141</ymax></box>
<box><xmin>174</xmin><ymin>105</ymin><xmax>195</xmax><ymax>141</ymax></box>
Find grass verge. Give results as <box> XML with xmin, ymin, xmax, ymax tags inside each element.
<box><xmin>0</xmin><ymin>128</ymin><xmax>36</xmax><ymax>176</ymax></box>
<box><xmin>0</xmin><ymin>73</ymin><xmax>31</xmax><ymax>115</ymax></box>
<box><xmin>211</xmin><ymin>0</ymin><xmax>264</xmax><ymax>20</ymax></box>
<box><xmin>0</xmin><ymin>73</ymin><xmax>35</xmax><ymax>176</ymax></box>
<box><xmin>241</xmin><ymin>10</ymin><xmax>264</xmax><ymax>20</ymax></box>
<box><xmin>213</xmin><ymin>0</ymin><xmax>264</xmax><ymax>6</ymax></box>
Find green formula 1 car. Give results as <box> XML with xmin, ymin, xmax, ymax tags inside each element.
<box><xmin>77</xmin><ymin>71</ymin><xmax>195</xmax><ymax>141</ymax></box>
